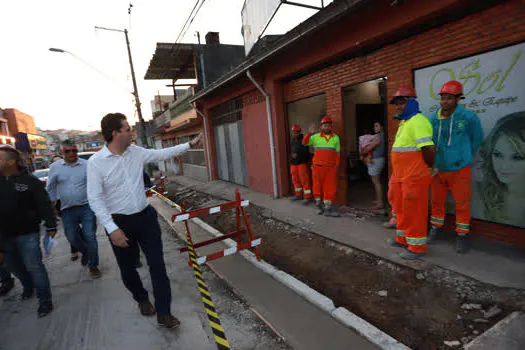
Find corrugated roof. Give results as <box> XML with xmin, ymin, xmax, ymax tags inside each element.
<box><xmin>144</xmin><ymin>43</ymin><xmax>197</xmax><ymax>80</ymax></box>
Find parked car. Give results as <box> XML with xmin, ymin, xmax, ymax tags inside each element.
<box><xmin>33</xmin><ymin>168</ymin><xmax>50</xmax><ymax>185</ymax></box>
<box><xmin>78</xmin><ymin>152</ymin><xmax>96</xmax><ymax>160</ymax></box>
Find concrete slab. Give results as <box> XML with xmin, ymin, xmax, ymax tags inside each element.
<box><xmin>152</xmin><ymin>196</ymin><xmax>378</xmax><ymax>350</ymax></box>
<box><xmin>167</xmin><ymin>175</ymin><xmax>525</xmax><ymax>289</ymax></box>
<box><xmin>464</xmin><ymin>312</ymin><xmax>525</xmax><ymax>350</ymax></box>
<box><xmin>0</xmin><ymin>213</ymin><xmax>288</xmax><ymax>350</ymax></box>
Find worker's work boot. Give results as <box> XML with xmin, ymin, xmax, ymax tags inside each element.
<box><xmin>427</xmin><ymin>226</ymin><xmax>442</xmax><ymax>244</ymax></box>
<box><xmin>382</xmin><ymin>217</ymin><xmax>397</xmax><ymax>229</ymax></box>
<box><xmin>323</xmin><ymin>205</ymin><xmax>340</xmax><ymax>217</ymax></box>
<box><xmin>302</xmin><ymin>198</ymin><xmax>314</xmax><ymax>205</ymax></box>
<box><xmin>291</xmin><ymin>196</ymin><xmax>302</xmax><ymax>201</ymax></box>
<box><xmin>315</xmin><ymin>201</ymin><xmax>324</xmax><ymax>215</ymax></box>
<box><xmin>456</xmin><ymin>235</ymin><xmax>470</xmax><ymax>254</ymax></box>
<box><xmin>387</xmin><ymin>238</ymin><xmax>406</xmax><ymax>248</ymax></box>
<box><xmin>400</xmin><ymin>250</ymin><xmax>425</xmax><ymax>260</ymax></box>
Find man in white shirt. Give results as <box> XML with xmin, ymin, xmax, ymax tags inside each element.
<box><xmin>87</xmin><ymin>113</ymin><xmax>201</xmax><ymax>329</ymax></box>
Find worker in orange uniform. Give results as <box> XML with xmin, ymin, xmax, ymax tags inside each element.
<box><xmin>389</xmin><ymin>94</ymin><xmax>435</xmax><ymax>260</ymax></box>
<box><xmin>384</xmin><ymin>85</ymin><xmax>418</xmax><ymax>230</ymax></box>
<box><xmin>303</xmin><ymin>116</ymin><xmax>341</xmax><ymax>217</ymax></box>
<box><xmin>428</xmin><ymin>81</ymin><xmax>483</xmax><ymax>254</ymax></box>
<box><xmin>290</xmin><ymin>124</ymin><xmax>313</xmax><ymax>203</ymax></box>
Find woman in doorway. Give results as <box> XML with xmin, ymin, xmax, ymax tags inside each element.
<box><xmin>473</xmin><ymin>112</ymin><xmax>525</xmax><ymax>228</ymax></box>
<box><xmin>361</xmin><ymin>121</ymin><xmax>386</xmax><ymax>209</ymax></box>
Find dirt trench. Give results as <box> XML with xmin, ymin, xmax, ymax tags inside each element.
<box><xmin>169</xmin><ymin>185</ymin><xmax>525</xmax><ymax>350</ymax></box>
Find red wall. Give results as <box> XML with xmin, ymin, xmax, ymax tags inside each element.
<box><xmin>4</xmin><ymin>109</ymin><xmax>37</xmax><ymax>135</ymax></box>
<box><xmin>280</xmin><ymin>0</ymin><xmax>525</xmax><ymax>242</ymax></box>
<box><xmin>242</xmin><ymin>90</ymin><xmax>273</xmax><ymax>194</ymax></box>
<box><xmin>281</xmin><ymin>0</ymin><xmax>525</xmax><ymax>204</ymax></box>
<box><xmin>195</xmin><ymin>0</ymin><xmax>525</xmax><ymax>242</ymax></box>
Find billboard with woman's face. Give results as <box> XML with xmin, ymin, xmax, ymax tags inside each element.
<box><xmin>415</xmin><ymin>42</ymin><xmax>525</xmax><ymax>228</ymax></box>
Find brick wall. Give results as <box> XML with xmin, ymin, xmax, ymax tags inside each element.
<box><xmin>4</xmin><ymin>109</ymin><xmax>37</xmax><ymax>135</ymax></box>
<box><xmin>282</xmin><ymin>0</ymin><xmax>525</xmax><ymax>243</ymax></box>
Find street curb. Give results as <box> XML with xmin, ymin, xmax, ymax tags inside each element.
<box><xmin>332</xmin><ymin>307</ymin><xmax>411</xmax><ymax>350</ymax></box>
<box><xmin>153</xmin><ymin>199</ymin><xmax>410</xmax><ymax>350</ymax></box>
<box><xmin>272</xmin><ymin>270</ymin><xmax>336</xmax><ymax>313</ymax></box>
<box><xmin>464</xmin><ymin>311</ymin><xmax>525</xmax><ymax>349</ymax></box>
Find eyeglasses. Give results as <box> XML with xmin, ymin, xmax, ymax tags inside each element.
<box><xmin>64</xmin><ymin>149</ymin><xmax>78</xmax><ymax>154</ymax></box>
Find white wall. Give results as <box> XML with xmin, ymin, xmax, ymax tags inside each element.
<box><xmin>343</xmin><ymin>81</ymin><xmax>382</xmax><ymax>154</ymax></box>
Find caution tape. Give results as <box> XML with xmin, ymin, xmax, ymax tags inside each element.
<box><xmin>149</xmin><ymin>188</ymin><xmax>180</xmax><ymax>208</ymax></box>
<box><xmin>148</xmin><ymin>187</ymin><xmax>231</xmax><ymax>349</ymax></box>
<box><xmin>184</xmin><ymin>221</ymin><xmax>230</xmax><ymax>349</ymax></box>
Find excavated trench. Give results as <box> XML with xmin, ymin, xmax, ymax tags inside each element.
<box><xmin>169</xmin><ymin>186</ymin><xmax>525</xmax><ymax>350</ymax></box>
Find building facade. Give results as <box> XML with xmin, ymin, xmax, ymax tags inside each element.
<box><xmin>190</xmin><ymin>0</ymin><xmax>525</xmax><ymax>245</ymax></box>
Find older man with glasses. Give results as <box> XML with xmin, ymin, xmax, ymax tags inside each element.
<box><xmin>47</xmin><ymin>140</ymin><xmax>100</xmax><ymax>278</ymax></box>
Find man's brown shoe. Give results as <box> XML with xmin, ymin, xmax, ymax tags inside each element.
<box><xmin>139</xmin><ymin>301</ymin><xmax>156</xmax><ymax>316</ymax></box>
<box><xmin>157</xmin><ymin>314</ymin><xmax>181</xmax><ymax>329</ymax></box>
<box><xmin>89</xmin><ymin>267</ymin><xmax>102</xmax><ymax>279</ymax></box>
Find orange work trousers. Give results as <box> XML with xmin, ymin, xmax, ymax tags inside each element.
<box><xmin>387</xmin><ymin>176</ymin><xmax>398</xmax><ymax>220</ymax></box>
<box><xmin>312</xmin><ymin>164</ymin><xmax>338</xmax><ymax>204</ymax></box>
<box><xmin>430</xmin><ymin>166</ymin><xmax>471</xmax><ymax>234</ymax></box>
<box><xmin>391</xmin><ymin>177</ymin><xmax>431</xmax><ymax>254</ymax></box>
<box><xmin>290</xmin><ymin>164</ymin><xmax>312</xmax><ymax>199</ymax></box>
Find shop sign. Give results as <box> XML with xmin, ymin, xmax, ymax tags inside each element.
<box><xmin>415</xmin><ymin>42</ymin><xmax>525</xmax><ymax>228</ymax></box>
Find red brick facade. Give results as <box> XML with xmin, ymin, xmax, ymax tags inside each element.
<box><xmin>197</xmin><ymin>0</ymin><xmax>525</xmax><ymax>245</ymax></box>
<box><xmin>4</xmin><ymin>108</ymin><xmax>37</xmax><ymax>135</ymax></box>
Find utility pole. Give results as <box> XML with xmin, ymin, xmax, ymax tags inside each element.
<box><xmin>94</xmin><ymin>26</ymin><xmax>149</xmax><ymax>148</ymax></box>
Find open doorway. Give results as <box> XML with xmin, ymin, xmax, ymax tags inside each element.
<box><xmin>342</xmin><ymin>78</ymin><xmax>388</xmax><ymax>209</ymax></box>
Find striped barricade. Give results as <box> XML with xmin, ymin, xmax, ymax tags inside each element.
<box><xmin>171</xmin><ymin>189</ymin><xmax>262</xmax><ymax>267</ymax></box>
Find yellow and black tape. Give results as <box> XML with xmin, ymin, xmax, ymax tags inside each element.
<box><xmin>150</xmin><ymin>187</ymin><xmax>231</xmax><ymax>349</ymax></box>
<box><xmin>185</xmin><ymin>227</ymin><xmax>231</xmax><ymax>350</ymax></box>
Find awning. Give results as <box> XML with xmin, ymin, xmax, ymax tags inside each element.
<box><xmin>144</xmin><ymin>43</ymin><xmax>197</xmax><ymax>80</ymax></box>
<box><xmin>164</xmin><ymin>117</ymin><xmax>201</xmax><ymax>134</ymax></box>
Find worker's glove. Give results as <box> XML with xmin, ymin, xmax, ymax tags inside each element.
<box><xmin>431</xmin><ymin>168</ymin><xmax>439</xmax><ymax>177</ymax></box>
<box><xmin>46</xmin><ymin>228</ymin><xmax>57</xmax><ymax>238</ymax></box>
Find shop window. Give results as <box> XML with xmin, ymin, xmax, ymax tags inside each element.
<box><xmin>179</xmin><ymin>133</ymin><xmax>205</xmax><ymax>167</ymax></box>
<box><xmin>286</xmin><ymin>94</ymin><xmax>326</xmax><ymax>133</ymax></box>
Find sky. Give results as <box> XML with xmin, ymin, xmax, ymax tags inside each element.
<box><xmin>0</xmin><ymin>0</ymin><xmax>331</xmax><ymax>131</ymax></box>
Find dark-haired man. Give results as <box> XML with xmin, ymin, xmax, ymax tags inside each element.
<box><xmin>87</xmin><ymin>113</ymin><xmax>201</xmax><ymax>329</ymax></box>
<box><xmin>0</xmin><ymin>145</ymin><xmax>56</xmax><ymax>317</ymax></box>
<box><xmin>47</xmin><ymin>140</ymin><xmax>100</xmax><ymax>278</ymax></box>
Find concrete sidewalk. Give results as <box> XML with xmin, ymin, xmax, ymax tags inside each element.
<box><xmin>166</xmin><ymin>174</ymin><xmax>525</xmax><ymax>290</ymax></box>
<box><xmin>151</xmin><ymin>196</ymin><xmax>378</xmax><ymax>350</ymax></box>
<box><xmin>0</xmin><ymin>216</ymin><xmax>288</xmax><ymax>349</ymax></box>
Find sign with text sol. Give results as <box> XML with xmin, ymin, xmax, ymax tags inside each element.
<box><xmin>415</xmin><ymin>42</ymin><xmax>525</xmax><ymax>228</ymax></box>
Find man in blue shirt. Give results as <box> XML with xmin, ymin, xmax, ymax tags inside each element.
<box><xmin>47</xmin><ymin>140</ymin><xmax>100</xmax><ymax>278</ymax></box>
<box><xmin>428</xmin><ymin>81</ymin><xmax>484</xmax><ymax>254</ymax></box>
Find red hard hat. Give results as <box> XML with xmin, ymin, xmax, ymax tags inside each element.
<box><xmin>320</xmin><ymin>116</ymin><xmax>332</xmax><ymax>124</ymax></box>
<box><xmin>291</xmin><ymin>124</ymin><xmax>301</xmax><ymax>132</ymax></box>
<box><xmin>389</xmin><ymin>85</ymin><xmax>417</xmax><ymax>104</ymax></box>
<box><xmin>439</xmin><ymin>80</ymin><xmax>464</xmax><ymax>96</ymax></box>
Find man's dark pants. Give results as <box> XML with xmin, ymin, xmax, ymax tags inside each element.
<box><xmin>61</xmin><ymin>204</ymin><xmax>99</xmax><ymax>268</ymax></box>
<box><xmin>0</xmin><ymin>265</ymin><xmax>13</xmax><ymax>284</ymax></box>
<box><xmin>4</xmin><ymin>233</ymin><xmax>52</xmax><ymax>303</ymax></box>
<box><xmin>110</xmin><ymin>206</ymin><xmax>171</xmax><ymax>316</ymax></box>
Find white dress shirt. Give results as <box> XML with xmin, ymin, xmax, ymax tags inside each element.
<box><xmin>87</xmin><ymin>143</ymin><xmax>190</xmax><ymax>233</ymax></box>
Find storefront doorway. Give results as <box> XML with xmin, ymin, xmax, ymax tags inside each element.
<box><xmin>342</xmin><ymin>78</ymin><xmax>388</xmax><ymax>209</ymax></box>
<box><xmin>211</xmin><ymin>97</ymin><xmax>248</xmax><ymax>186</ymax></box>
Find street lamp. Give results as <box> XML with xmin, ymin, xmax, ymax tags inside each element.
<box><xmin>49</xmin><ymin>47</ymin><xmax>131</xmax><ymax>96</ymax></box>
<box><xmin>49</xmin><ymin>48</ymin><xmax>66</xmax><ymax>53</ymax></box>
<box><xmin>94</xmin><ymin>26</ymin><xmax>148</xmax><ymax>148</ymax></box>
<box><xmin>49</xmin><ymin>27</ymin><xmax>149</xmax><ymax>149</ymax></box>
